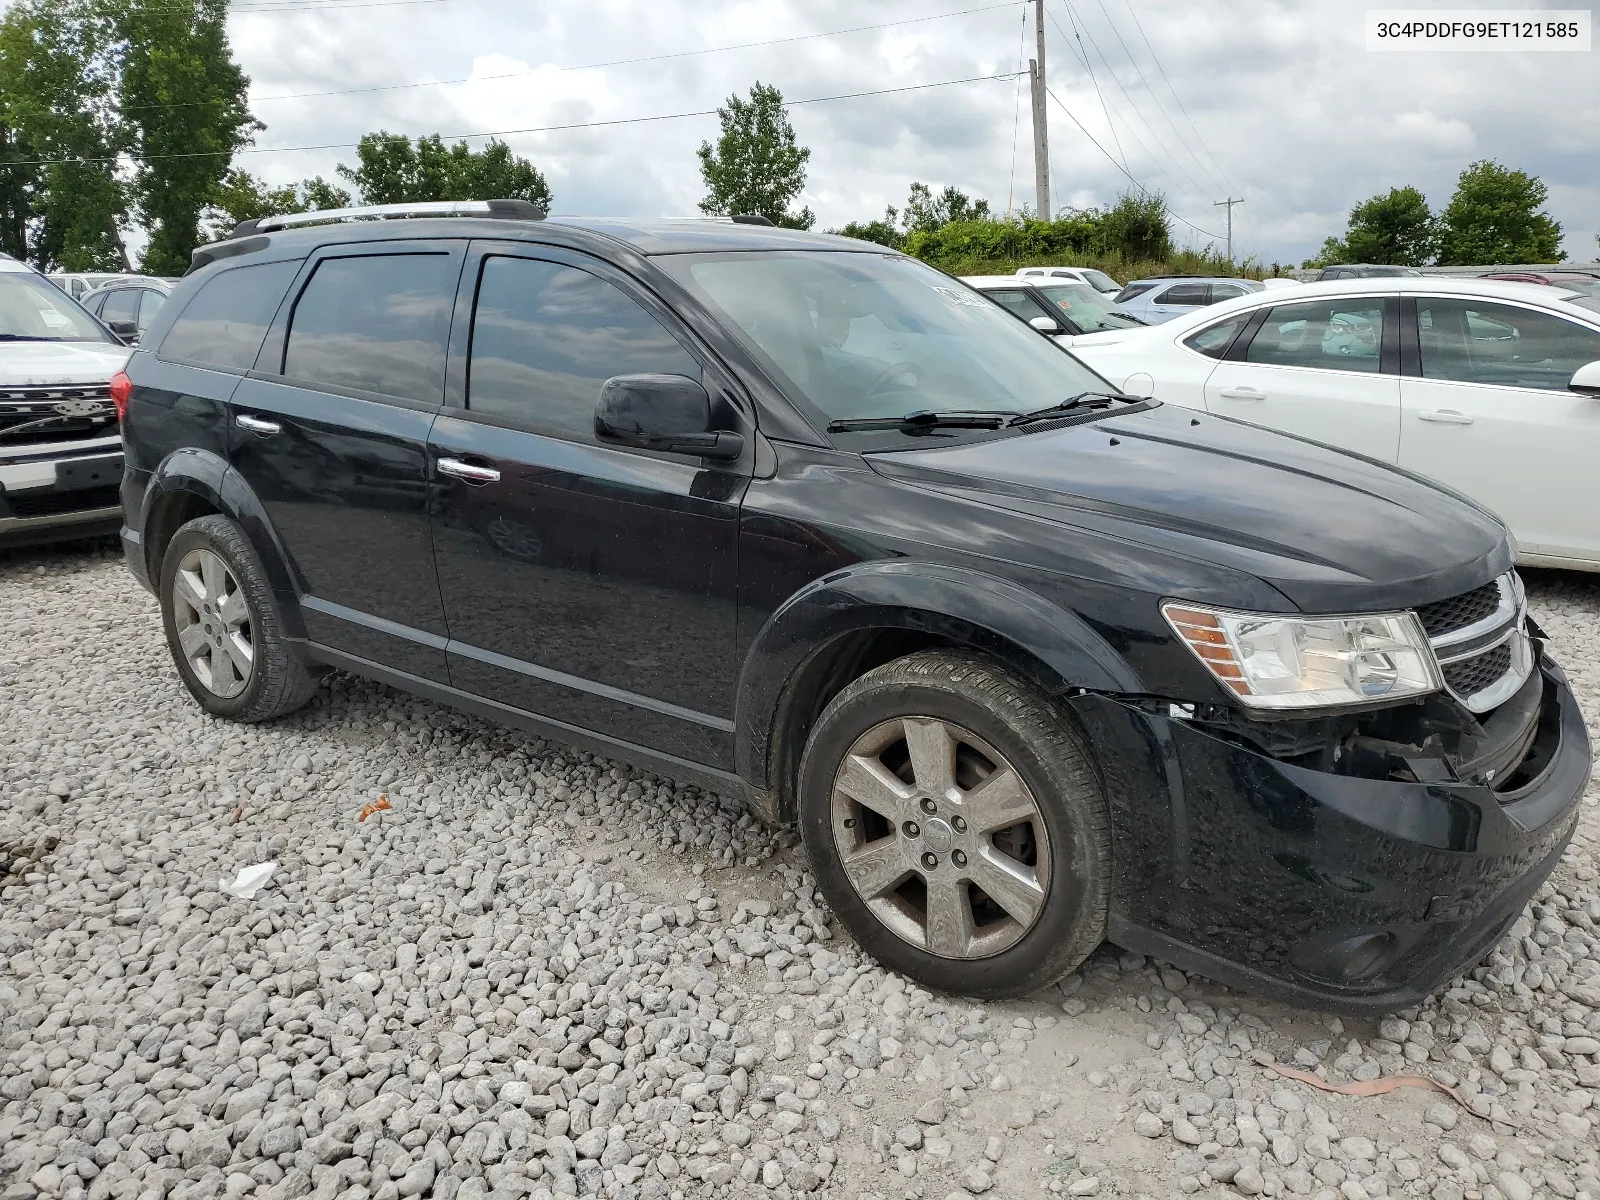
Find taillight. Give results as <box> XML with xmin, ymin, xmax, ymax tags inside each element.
<box><xmin>109</xmin><ymin>370</ymin><xmax>133</xmax><ymax>421</ymax></box>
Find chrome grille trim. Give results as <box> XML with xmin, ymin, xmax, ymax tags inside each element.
<box><xmin>1423</xmin><ymin>572</ymin><xmax>1534</xmax><ymax>714</ymax></box>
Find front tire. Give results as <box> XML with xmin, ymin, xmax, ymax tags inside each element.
<box><xmin>159</xmin><ymin>515</ymin><xmax>319</xmax><ymax>722</ymax></box>
<box><xmin>798</xmin><ymin>650</ymin><xmax>1110</xmax><ymax>998</ymax></box>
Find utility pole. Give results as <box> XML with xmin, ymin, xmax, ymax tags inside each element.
<box><xmin>1030</xmin><ymin>0</ymin><xmax>1050</xmax><ymax>219</ymax></box>
<box><xmin>1214</xmin><ymin>197</ymin><xmax>1243</xmax><ymax>263</ymax></box>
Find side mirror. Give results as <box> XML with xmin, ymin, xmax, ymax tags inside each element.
<box><xmin>595</xmin><ymin>373</ymin><xmax>745</xmax><ymax>460</ymax></box>
<box><xmin>1028</xmin><ymin>315</ymin><xmax>1061</xmax><ymax>334</ymax></box>
<box><xmin>1571</xmin><ymin>360</ymin><xmax>1600</xmax><ymax>398</ymax></box>
<box><xmin>106</xmin><ymin>320</ymin><xmax>139</xmax><ymax>344</ymax></box>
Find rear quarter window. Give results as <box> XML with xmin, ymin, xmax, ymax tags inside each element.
<box><xmin>159</xmin><ymin>260</ymin><xmax>301</xmax><ymax>371</ymax></box>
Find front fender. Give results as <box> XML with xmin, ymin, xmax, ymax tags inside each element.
<box><xmin>734</xmin><ymin>559</ymin><xmax>1142</xmax><ymax>802</ymax></box>
<box><xmin>138</xmin><ymin>448</ymin><xmax>304</xmax><ymax>638</ymax></box>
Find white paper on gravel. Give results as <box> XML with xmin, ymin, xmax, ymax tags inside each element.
<box><xmin>219</xmin><ymin>862</ymin><xmax>277</xmax><ymax>899</ymax></box>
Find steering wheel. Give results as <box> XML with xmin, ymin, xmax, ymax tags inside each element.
<box><xmin>862</xmin><ymin>360</ymin><xmax>927</xmax><ymax>402</ymax></box>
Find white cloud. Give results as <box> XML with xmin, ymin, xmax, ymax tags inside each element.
<box><xmin>224</xmin><ymin>0</ymin><xmax>1600</xmax><ymax>264</ymax></box>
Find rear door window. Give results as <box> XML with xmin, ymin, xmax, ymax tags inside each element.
<box><xmin>160</xmin><ymin>260</ymin><xmax>301</xmax><ymax>370</ymax></box>
<box><xmin>1246</xmin><ymin>298</ymin><xmax>1385</xmax><ymax>373</ymax></box>
<box><xmin>1209</xmin><ymin>283</ymin><xmax>1251</xmax><ymax>302</ymax></box>
<box><xmin>135</xmin><ymin>289</ymin><xmax>166</xmax><ymax>335</ymax></box>
<box><xmin>283</xmin><ymin>253</ymin><xmax>458</xmax><ymax>403</ymax></box>
<box><xmin>1417</xmin><ymin>298</ymin><xmax>1600</xmax><ymax>390</ymax></box>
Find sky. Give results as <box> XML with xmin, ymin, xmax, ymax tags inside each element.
<box><xmin>224</xmin><ymin>0</ymin><xmax>1600</xmax><ymax>267</ymax></box>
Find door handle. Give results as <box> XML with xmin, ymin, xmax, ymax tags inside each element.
<box><xmin>437</xmin><ymin>456</ymin><xmax>501</xmax><ymax>485</ymax></box>
<box><xmin>1418</xmin><ymin>410</ymin><xmax>1475</xmax><ymax>425</ymax></box>
<box><xmin>235</xmin><ymin>414</ymin><xmax>281</xmax><ymax>436</ymax></box>
<box><xmin>1216</xmin><ymin>387</ymin><xmax>1264</xmax><ymax>400</ymax></box>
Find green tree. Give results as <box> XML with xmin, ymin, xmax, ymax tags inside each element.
<box><xmin>119</xmin><ymin>0</ymin><xmax>257</xmax><ymax>275</ymax></box>
<box><xmin>0</xmin><ymin>0</ymin><xmax>128</xmax><ymax>270</ymax></box>
<box><xmin>1096</xmin><ymin>190</ymin><xmax>1171</xmax><ymax>261</ymax></box>
<box><xmin>1436</xmin><ymin>160</ymin><xmax>1563</xmax><ymax>265</ymax></box>
<box><xmin>901</xmin><ymin>183</ymin><xmax>990</xmax><ymax>233</ymax></box>
<box><xmin>1316</xmin><ymin>186</ymin><xmax>1436</xmax><ymax>266</ymax></box>
<box><xmin>697</xmin><ymin>82</ymin><xmax>812</xmax><ymax>229</ymax></box>
<box><xmin>334</xmin><ymin>132</ymin><xmax>550</xmax><ymax>209</ymax></box>
<box><xmin>831</xmin><ymin>206</ymin><xmax>902</xmax><ymax>249</ymax></box>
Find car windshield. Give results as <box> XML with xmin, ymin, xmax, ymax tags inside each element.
<box><xmin>1566</xmin><ymin>295</ymin><xmax>1600</xmax><ymax>316</ymax></box>
<box><xmin>1034</xmin><ymin>283</ymin><xmax>1143</xmax><ymax>331</ymax></box>
<box><xmin>663</xmin><ymin>251</ymin><xmax>1110</xmax><ymax>427</ymax></box>
<box><xmin>1081</xmin><ymin>269</ymin><xmax>1121</xmax><ymax>293</ymax></box>
<box><xmin>0</xmin><ymin>272</ymin><xmax>114</xmax><ymax>342</ymax></box>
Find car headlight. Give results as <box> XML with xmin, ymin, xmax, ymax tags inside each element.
<box><xmin>1162</xmin><ymin>602</ymin><xmax>1441</xmax><ymax>711</ymax></box>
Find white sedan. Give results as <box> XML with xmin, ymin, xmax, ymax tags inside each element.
<box><xmin>1068</xmin><ymin>277</ymin><xmax>1600</xmax><ymax>571</ymax></box>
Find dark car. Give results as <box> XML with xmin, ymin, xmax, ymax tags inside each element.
<box><xmin>1480</xmin><ymin>271</ymin><xmax>1600</xmax><ymax>301</ymax></box>
<box><xmin>116</xmin><ymin>201</ymin><xmax>1590</xmax><ymax>1009</ymax></box>
<box><xmin>1314</xmin><ymin>265</ymin><xmax>1424</xmax><ymax>281</ymax></box>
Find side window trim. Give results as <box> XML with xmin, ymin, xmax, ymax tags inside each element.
<box><xmin>1221</xmin><ymin>308</ymin><xmax>1270</xmax><ymax>361</ymax></box>
<box><xmin>1398</xmin><ymin>296</ymin><xmax>1421</xmax><ymax>376</ymax></box>
<box><xmin>444</xmin><ymin>239</ymin><xmax>745</xmax><ymax>444</ymax></box>
<box><xmin>1379</xmin><ymin>296</ymin><xmax>1401</xmax><ymax>376</ymax></box>
<box><xmin>251</xmin><ymin>240</ymin><xmax>466</xmax><ymax>410</ymax></box>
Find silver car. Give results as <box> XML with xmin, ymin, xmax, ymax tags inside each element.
<box><xmin>1114</xmin><ymin>276</ymin><xmax>1264</xmax><ymax>325</ymax></box>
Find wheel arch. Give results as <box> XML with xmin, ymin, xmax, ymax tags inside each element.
<box><xmin>734</xmin><ymin>561</ymin><xmax>1140</xmax><ymax>822</ymax></box>
<box><xmin>138</xmin><ymin>448</ymin><xmax>304</xmax><ymax>638</ymax></box>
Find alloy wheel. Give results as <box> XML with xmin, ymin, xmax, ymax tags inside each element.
<box><xmin>829</xmin><ymin>716</ymin><xmax>1051</xmax><ymax>959</ymax></box>
<box><xmin>171</xmin><ymin>547</ymin><xmax>254</xmax><ymax>699</ymax></box>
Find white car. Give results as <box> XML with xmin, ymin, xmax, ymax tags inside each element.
<box><xmin>1068</xmin><ymin>277</ymin><xmax>1600</xmax><ymax>571</ymax></box>
<box><xmin>963</xmin><ymin>275</ymin><xmax>1146</xmax><ymax>347</ymax></box>
<box><xmin>1014</xmin><ymin>265</ymin><xmax>1122</xmax><ymax>295</ymax></box>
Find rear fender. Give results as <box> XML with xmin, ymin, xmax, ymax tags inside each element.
<box><xmin>735</xmin><ymin>560</ymin><xmax>1141</xmax><ymax>816</ymax></box>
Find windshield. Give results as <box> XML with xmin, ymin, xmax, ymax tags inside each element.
<box><xmin>1081</xmin><ymin>269</ymin><xmax>1121</xmax><ymax>293</ymax></box>
<box><xmin>0</xmin><ymin>272</ymin><xmax>114</xmax><ymax>342</ymax></box>
<box><xmin>663</xmin><ymin>252</ymin><xmax>1110</xmax><ymax>428</ymax></box>
<box><xmin>1035</xmin><ymin>282</ymin><xmax>1143</xmax><ymax>331</ymax></box>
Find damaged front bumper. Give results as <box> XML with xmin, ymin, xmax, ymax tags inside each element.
<box><xmin>1071</xmin><ymin>649</ymin><xmax>1590</xmax><ymax>1013</ymax></box>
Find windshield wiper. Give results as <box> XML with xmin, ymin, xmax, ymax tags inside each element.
<box><xmin>1007</xmin><ymin>391</ymin><xmax>1141</xmax><ymax>427</ymax></box>
<box><xmin>0</xmin><ymin>334</ymin><xmax>70</xmax><ymax>342</ymax></box>
<box><xmin>827</xmin><ymin>409</ymin><xmax>1009</xmax><ymax>433</ymax></box>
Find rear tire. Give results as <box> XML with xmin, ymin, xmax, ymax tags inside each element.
<box><xmin>159</xmin><ymin>515</ymin><xmax>319</xmax><ymax>722</ymax></box>
<box><xmin>798</xmin><ymin>650</ymin><xmax>1110</xmax><ymax>998</ymax></box>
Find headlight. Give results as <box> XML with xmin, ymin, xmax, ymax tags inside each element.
<box><xmin>1162</xmin><ymin>602</ymin><xmax>1441</xmax><ymax>711</ymax></box>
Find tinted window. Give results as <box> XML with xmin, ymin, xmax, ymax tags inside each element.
<box><xmin>1115</xmin><ymin>282</ymin><xmax>1157</xmax><ymax>304</ymax></box>
<box><xmin>1082</xmin><ymin>269</ymin><xmax>1121</xmax><ymax>293</ymax></box>
<box><xmin>1246</xmin><ymin>298</ymin><xmax>1384</xmax><ymax>373</ymax></box>
<box><xmin>161</xmin><ymin>260</ymin><xmax>300</xmax><ymax>370</ymax></box>
<box><xmin>1155</xmin><ymin>284</ymin><xmax>1208</xmax><ymax>305</ymax></box>
<box><xmin>468</xmin><ymin>256</ymin><xmax>699</xmax><ymax>437</ymax></box>
<box><xmin>1210</xmin><ymin>283</ymin><xmax>1251</xmax><ymax>301</ymax></box>
<box><xmin>100</xmin><ymin>289</ymin><xmax>139</xmax><ymax>325</ymax></box>
<box><xmin>1418</xmin><ymin>298</ymin><xmax>1600</xmax><ymax>390</ymax></box>
<box><xmin>284</xmin><ymin>254</ymin><xmax>456</xmax><ymax>403</ymax></box>
<box><xmin>985</xmin><ymin>289</ymin><xmax>1054</xmax><ymax>323</ymax></box>
<box><xmin>1185</xmin><ymin>312</ymin><xmax>1253</xmax><ymax>359</ymax></box>
<box><xmin>85</xmin><ymin>292</ymin><xmax>107</xmax><ymax>316</ymax></box>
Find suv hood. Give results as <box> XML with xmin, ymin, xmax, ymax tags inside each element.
<box><xmin>0</xmin><ymin>341</ymin><xmax>130</xmax><ymax>386</ymax></box>
<box><xmin>868</xmin><ymin>402</ymin><xmax>1510</xmax><ymax>614</ymax></box>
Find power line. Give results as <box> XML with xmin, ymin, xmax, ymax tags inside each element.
<box><xmin>1041</xmin><ymin>84</ymin><xmax>1224</xmax><ymax>240</ymax></box>
<box><xmin>1117</xmin><ymin>0</ymin><xmax>1251</xmax><ymax>239</ymax></box>
<box><xmin>122</xmin><ymin>2</ymin><xmax>1019</xmax><ymax>113</ymax></box>
<box><xmin>1055</xmin><ymin>0</ymin><xmax>1126</xmax><ymax>174</ymax></box>
<box><xmin>1052</xmin><ymin>0</ymin><xmax>1214</xmax><ymax>208</ymax></box>
<box><xmin>2</xmin><ymin>73</ymin><xmax>1023</xmax><ymax>168</ymax></box>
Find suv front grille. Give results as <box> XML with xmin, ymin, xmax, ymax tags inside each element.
<box><xmin>1443</xmin><ymin>643</ymin><xmax>1512</xmax><ymax>700</ymax></box>
<box><xmin>1421</xmin><ymin>573</ymin><xmax>1533</xmax><ymax>715</ymax></box>
<box><xmin>1416</xmin><ymin>581</ymin><xmax>1501</xmax><ymax>638</ymax></box>
<box><xmin>0</xmin><ymin>385</ymin><xmax>118</xmax><ymax>445</ymax></box>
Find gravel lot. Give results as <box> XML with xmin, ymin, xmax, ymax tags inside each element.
<box><xmin>4</xmin><ymin>542</ymin><xmax>1600</xmax><ymax>1200</ymax></box>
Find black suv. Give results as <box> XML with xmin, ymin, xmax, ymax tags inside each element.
<box><xmin>119</xmin><ymin>202</ymin><xmax>1590</xmax><ymax>1009</ymax></box>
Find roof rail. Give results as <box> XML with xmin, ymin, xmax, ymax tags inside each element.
<box><xmin>232</xmin><ymin>198</ymin><xmax>546</xmax><ymax>238</ymax></box>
